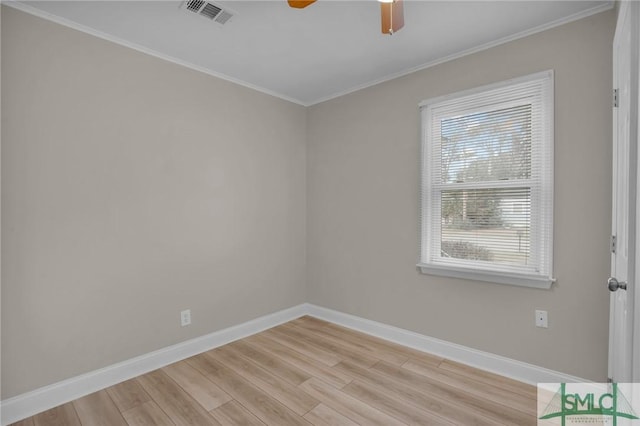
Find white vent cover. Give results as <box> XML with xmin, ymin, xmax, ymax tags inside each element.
<box><xmin>183</xmin><ymin>0</ymin><xmax>234</xmax><ymax>25</ymax></box>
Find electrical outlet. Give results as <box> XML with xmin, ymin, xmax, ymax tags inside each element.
<box><xmin>535</xmin><ymin>310</ymin><xmax>548</xmax><ymax>328</ymax></box>
<box><xmin>181</xmin><ymin>309</ymin><xmax>191</xmax><ymax>327</ymax></box>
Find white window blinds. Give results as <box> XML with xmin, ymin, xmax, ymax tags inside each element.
<box><xmin>419</xmin><ymin>71</ymin><xmax>554</xmax><ymax>288</ymax></box>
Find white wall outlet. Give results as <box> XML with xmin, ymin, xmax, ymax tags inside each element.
<box><xmin>180</xmin><ymin>309</ymin><xmax>191</xmax><ymax>327</ymax></box>
<box><xmin>535</xmin><ymin>309</ymin><xmax>548</xmax><ymax>328</ymax></box>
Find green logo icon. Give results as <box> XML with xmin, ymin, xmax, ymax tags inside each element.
<box><xmin>539</xmin><ymin>383</ymin><xmax>639</xmax><ymax>425</ymax></box>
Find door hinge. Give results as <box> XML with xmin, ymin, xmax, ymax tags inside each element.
<box><xmin>611</xmin><ymin>235</ymin><xmax>617</xmax><ymax>254</ymax></box>
<box><xmin>613</xmin><ymin>88</ymin><xmax>619</xmax><ymax>108</ymax></box>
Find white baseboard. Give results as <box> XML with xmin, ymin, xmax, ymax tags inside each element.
<box><xmin>306</xmin><ymin>304</ymin><xmax>588</xmax><ymax>385</ymax></box>
<box><xmin>0</xmin><ymin>304</ymin><xmax>309</xmax><ymax>426</ymax></box>
<box><xmin>2</xmin><ymin>302</ymin><xmax>588</xmax><ymax>425</ymax></box>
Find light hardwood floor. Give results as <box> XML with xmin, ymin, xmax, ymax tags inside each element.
<box><xmin>11</xmin><ymin>316</ymin><xmax>538</xmax><ymax>425</ymax></box>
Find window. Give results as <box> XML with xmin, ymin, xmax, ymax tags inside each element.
<box><xmin>419</xmin><ymin>71</ymin><xmax>554</xmax><ymax>288</ymax></box>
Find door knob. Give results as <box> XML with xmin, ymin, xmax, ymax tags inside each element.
<box><xmin>608</xmin><ymin>277</ymin><xmax>628</xmax><ymax>291</ymax></box>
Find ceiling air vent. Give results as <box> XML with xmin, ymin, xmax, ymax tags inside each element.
<box><xmin>183</xmin><ymin>0</ymin><xmax>234</xmax><ymax>25</ymax></box>
<box><xmin>200</xmin><ymin>3</ymin><xmax>221</xmax><ymax>19</ymax></box>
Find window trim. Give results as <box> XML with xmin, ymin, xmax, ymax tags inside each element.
<box><xmin>417</xmin><ymin>70</ymin><xmax>555</xmax><ymax>289</ymax></box>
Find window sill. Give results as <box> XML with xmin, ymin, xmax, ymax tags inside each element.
<box><xmin>417</xmin><ymin>263</ymin><xmax>555</xmax><ymax>289</ymax></box>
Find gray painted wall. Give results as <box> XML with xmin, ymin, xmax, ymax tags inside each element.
<box><xmin>1</xmin><ymin>7</ymin><xmax>307</xmax><ymax>398</ymax></box>
<box><xmin>306</xmin><ymin>10</ymin><xmax>615</xmax><ymax>382</ymax></box>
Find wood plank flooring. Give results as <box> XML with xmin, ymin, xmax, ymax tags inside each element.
<box><xmin>11</xmin><ymin>316</ymin><xmax>537</xmax><ymax>425</ymax></box>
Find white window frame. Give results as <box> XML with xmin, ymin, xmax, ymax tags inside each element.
<box><xmin>418</xmin><ymin>71</ymin><xmax>555</xmax><ymax>289</ymax></box>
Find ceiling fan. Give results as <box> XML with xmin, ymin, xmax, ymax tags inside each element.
<box><xmin>287</xmin><ymin>0</ymin><xmax>404</xmax><ymax>35</ymax></box>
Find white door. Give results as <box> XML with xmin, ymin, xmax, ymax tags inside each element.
<box><xmin>609</xmin><ymin>0</ymin><xmax>639</xmax><ymax>384</ymax></box>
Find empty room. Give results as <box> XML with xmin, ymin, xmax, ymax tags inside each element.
<box><xmin>2</xmin><ymin>0</ymin><xmax>639</xmax><ymax>425</ymax></box>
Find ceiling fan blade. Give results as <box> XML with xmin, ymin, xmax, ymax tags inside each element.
<box><xmin>288</xmin><ymin>0</ymin><xmax>316</xmax><ymax>8</ymax></box>
<box><xmin>381</xmin><ymin>0</ymin><xmax>404</xmax><ymax>35</ymax></box>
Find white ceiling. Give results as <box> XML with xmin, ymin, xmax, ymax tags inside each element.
<box><xmin>9</xmin><ymin>1</ymin><xmax>613</xmax><ymax>105</ymax></box>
